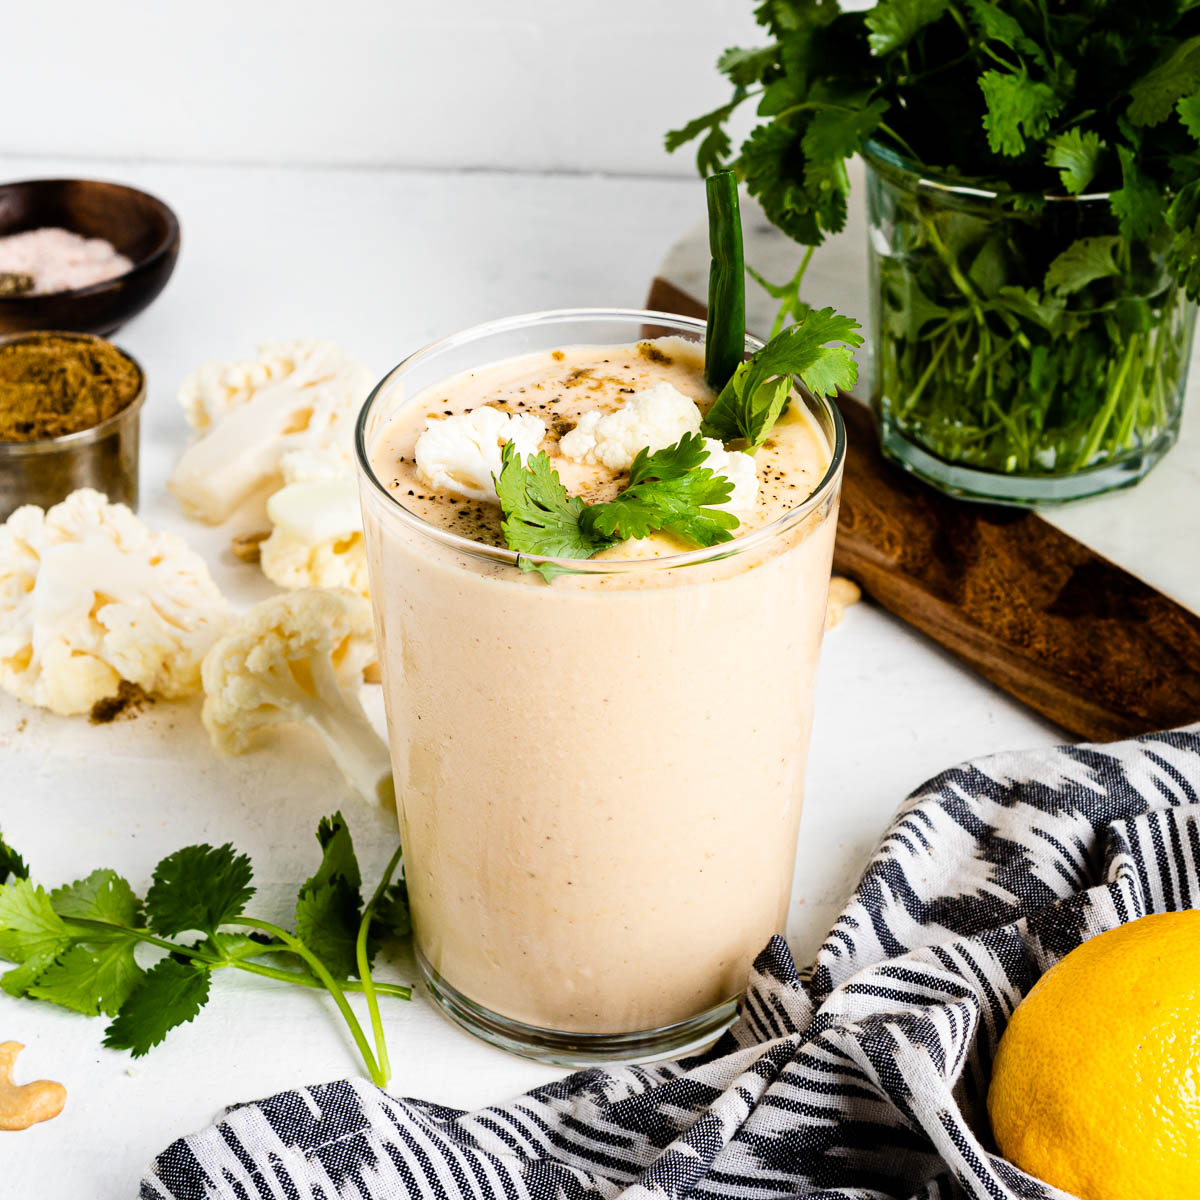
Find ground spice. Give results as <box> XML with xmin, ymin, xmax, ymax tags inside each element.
<box><xmin>0</xmin><ymin>334</ymin><xmax>142</xmax><ymax>442</ymax></box>
<box><xmin>636</xmin><ymin>341</ymin><xmax>673</xmax><ymax>365</ymax></box>
<box><xmin>89</xmin><ymin>681</ymin><xmax>151</xmax><ymax>725</ymax></box>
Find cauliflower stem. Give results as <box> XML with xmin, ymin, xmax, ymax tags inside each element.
<box><xmin>201</xmin><ymin>589</ymin><xmax>393</xmax><ymax>806</ymax></box>
<box><xmin>263</xmin><ymin>651</ymin><xmax>394</xmax><ymax>806</ymax></box>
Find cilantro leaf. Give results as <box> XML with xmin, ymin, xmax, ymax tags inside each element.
<box><xmin>994</xmin><ymin>285</ymin><xmax>1065</xmax><ymax>333</ymax></box>
<box><xmin>801</xmin><ymin>99</ymin><xmax>889</xmax><ymax>164</ymax></box>
<box><xmin>1112</xmin><ymin>144</ymin><xmax>1164</xmax><ymax>239</ymax></box>
<box><xmin>294</xmin><ymin>813</ymin><xmax>365</xmax><ymax>978</ymax></box>
<box><xmin>29</xmin><ymin>941</ymin><xmax>143</xmax><ymax>1017</ymax></box>
<box><xmin>1178</xmin><ymin>91</ymin><xmax>1200</xmax><ymax>144</ymax></box>
<box><xmin>51</xmin><ymin>869</ymin><xmax>142</xmax><ymax>929</ymax></box>
<box><xmin>103</xmin><ymin>957</ymin><xmax>211</xmax><ymax>1057</ymax></box>
<box><xmin>0</xmin><ymin>879</ymin><xmax>72</xmax><ymax>998</ymax></box>
<box><xmin>0</xmin><ymin>878</ymin><xmax>69</xmax><ymax>968</ymax></box>
<box><xmin>665</xmin><ymin>92</ymin><xmax>747</xmax><ymax>176</ymax></box>
<box><xmin>295</xmin><ymin>883</ymin><xmax>361</xmax><ymax>978</ymax></box>
<box><xmin>2</xmin><ymin>956</ymin><xmax>61</xmax><ymax>998</ymax></box>
<box><xmin>864</xmin><ymin>0</ymin><xmax>947</xmax><ymax>56</ymax></box>
<box><xmin>1046</xmin><ymin>128</ymin><xmax>1106</xmax><ymax>194</ymax></box>
<box><xmin>372</xmin><ymin>880</ymin><xmax>411</xmax><ymax>942</ymax></box>
<box><xmin>716</xmin><ymin>44</ymin><xmax>778</xmax><ymax>87</ymax></box>
<box><xmin>701</xmin><ymin>306</ymin><xmax>862</xmax><ymax>447</ymax></box>
<box><xmin>755</xmin><ymin>0</ymin><xmax>839</xmax><ymax>38</ymax></box>
<box><xmin>1044</xmin><ymin>236</ymin><xmax>1123</xmax><ymax>294</ymax></box>
<box><xmin>145</xmin><ymin>844</ymin><xmax>254</xmax><ymax>937</ymax></box>
<box><xmin>1128</xmin><ymin>35</ymin><xmax>1200</xmax><ymax>127</ymax></box>
<box><xmin>0</xmin><ymin>832</ymin><xmax>27</xmax><ymax>884</ymax></box>
<box><xmin>1167</xmin><ymin>179</ymin><xmax>1200</xmax><ymax>300</ymax></box>
<box><xmin>495</xmin><ymin>444</ymin><xmax>612</xmax><ymax>579</ymax></box>
<box><xmin>304</xmin><ymin>813</ymin><xmax>362</xmax><ymax>897</ymax></box>
<box><xmin>581</xmin><ymin>434</ymin><xmax>738</xmax><ymax>547</ymax></box>
<box><xmin>980</xmin><ymin>69</ymin><xmax>1063</xmax><ymax>156</ymax></box>
<box><xmin>962</xmin><ymin>0</ymin><xmax>1046</xmax><ymax>68</ymax></box>
<box><xmin>740</xmin><ymin>121</ymin><xmax>826</xmax><ymax>246</ymax></box>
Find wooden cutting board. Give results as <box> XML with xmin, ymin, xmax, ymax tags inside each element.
<box><xmin>647</xmin><ymin>276</ymin><xmax>1200</xmax><ymax>743</ymax></box>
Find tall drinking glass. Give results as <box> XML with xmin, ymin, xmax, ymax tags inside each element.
<box><xmin>355</xmin><ymin>309</ymin><xmax>845</xmax><ymax>1064</ymax></box>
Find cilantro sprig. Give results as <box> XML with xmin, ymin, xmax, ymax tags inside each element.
<box><xmin>0</xmin><ymin>819</ymin><xmax>409</xmax><ymax>1087</ymax></box>
<box><xmin>496</xmin><ymin>434</ymin><xmax>737</xmax><ymax>580</ymax></box>
<box><xmin>580</xmin><ymin>433</ymin><xmax>738</xmax><ymax>544</ymax></box>
<box><xmin>701</xmin><ymin>306</ymin><xmax>863</xmax><ymax>448</ymax></box>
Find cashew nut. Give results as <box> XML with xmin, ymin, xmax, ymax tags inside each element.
<box><xmin>825</xmin><ymin>575</ymin><xmax>863</xmax><ymax>630</ymax></box>
<box><xmin>230</xmin><ymin>529</ymin><xmax>270</xmax><ymax>564</ymax></box>
<box><xmin>0</xmin><ymin>1042</ymin><xmax>66</xmax><ymax>1131</ymax></box>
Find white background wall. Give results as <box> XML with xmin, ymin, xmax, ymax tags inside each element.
<box><xmin>5</xmin><ymin>0</ymin><xmax>773</xmax><ymax>174</ymax></box>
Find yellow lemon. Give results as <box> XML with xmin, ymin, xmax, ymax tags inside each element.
<box><xmin>988</xmin><ymin>910</ymin><xmax>1200</xmax><ymax>1200</ymax></box>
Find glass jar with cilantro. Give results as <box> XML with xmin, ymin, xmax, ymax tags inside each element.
<box><xmin>669</xmin><ymin>0</ymin><xmax>1200</xmax><ymax>503</ymax></box>
<box><xmin>865</xmin><ymin>140</ymin><xmax>1196</xmax><ymax>501</ymax></box>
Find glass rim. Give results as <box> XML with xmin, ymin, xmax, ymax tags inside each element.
<box><xmin>353</xmin><ymin>306</ymin><xmax>847</xmax><ymax>577</ymax></box>
<box><xmin>862</xmin><ymin>137</ymin><xmax>1113</xmax><ymax>205</ymax></box>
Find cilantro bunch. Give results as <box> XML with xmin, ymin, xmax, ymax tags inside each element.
<box><xmin>669</xmin><ymin>0</ymin><xmax>1200</xmax><ymax>278</ymax></box>
<box><xmin>0</xmin><ymin>820</ymin><xmax>409</xmax><ymax>1088</ymax></box>
<box><xmin>669</xmin><ymin>2</ymin><xmax>1200</xmax><ymax>483</ymax></box>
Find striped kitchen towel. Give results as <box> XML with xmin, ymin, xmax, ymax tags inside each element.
<box><xmin>141</xmin><ymin>726</ymin><xmax>1200</xmax><ymax>1200</ymax></box>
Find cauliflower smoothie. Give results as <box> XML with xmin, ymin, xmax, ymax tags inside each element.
<box><xmin>358</xmin><ymin>312</ymin><xmax>843</xmax><ymax>1060</ymax></box>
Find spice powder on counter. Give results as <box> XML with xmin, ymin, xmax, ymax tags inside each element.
<box><xmin>0</xmin><ymin>334</ymin><xmax>143</xmax><ymax>442</ymax></box>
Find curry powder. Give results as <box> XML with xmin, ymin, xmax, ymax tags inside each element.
<box><xmin>0</xmin><ymin>334</ymin><xmax>142</xmax><ymax>442</ymax></box>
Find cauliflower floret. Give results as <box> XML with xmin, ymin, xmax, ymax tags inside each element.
<box><xmin>202</xmin><ymin>588</ymin><xmax>390</xmax><ymax>804</ymax></box>
<box><xmin>178</xmin><ymin>340</ymin><xmax>367</xmax><ymax>432</ymax></box>
<box><xmin>0</xmin><ymin>489</ymin><xmax>230</xmax><ymax>715</ymax></box>
<box><xmin>259</xmin><ymin>449</ymin><xmax>367</xmax><ymax>595</ymax></box>
<box><xmin>169</xmin><ymin>340</ymin><xmax>373</xmax><ymax>524</ymax></box>
<box><xmin>701</xmin><ymin>438</ymin><xmax>759</xmax><ymax>512</ymax></box>
<box><xmin>275</xmin><ymin>446</ymin><xmax>353</xmax><ymax>484</ymax></box>
<box><xmin>414</xmin><ymin>406</ymin><xmax>545</xmax><ymax>503</ymax></box>
<box><xmin>558</xmin><ymin>382</ymin><xmax>702</xmax><ymax>472</ymax></box>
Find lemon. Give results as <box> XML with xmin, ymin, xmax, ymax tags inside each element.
<box><xmin>988</xmin><ymin>911</ymin><xmax>1200</xmax><ymax>1200</ymax></box>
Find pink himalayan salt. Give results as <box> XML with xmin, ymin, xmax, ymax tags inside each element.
<box><xmin>0</xmin><ymin>227</ymin><xmax>133</xmax><ymax>295</ymax></box>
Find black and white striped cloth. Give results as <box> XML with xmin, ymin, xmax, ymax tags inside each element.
<box><xmin>141</xmin><ymin>726</ymin><xmax>1200</xmax><ymax>1200</ymax></box>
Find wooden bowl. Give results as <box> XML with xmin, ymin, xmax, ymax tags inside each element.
<box><xmin>0</xmin><ymin>179</ymin><xmax>180</xmax><ymax>336</ymax></box>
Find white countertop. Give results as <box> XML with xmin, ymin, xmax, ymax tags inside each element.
<box><xmin>0</xmin><ymin>156</ymin><xmax>1190</xmax><ymax>1196</ymax></box>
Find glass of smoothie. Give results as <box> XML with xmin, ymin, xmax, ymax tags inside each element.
<box><xmin>355</xmin><ymin>309</ymin><xmax>845</xmax><ymax>1064</ymax></box>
